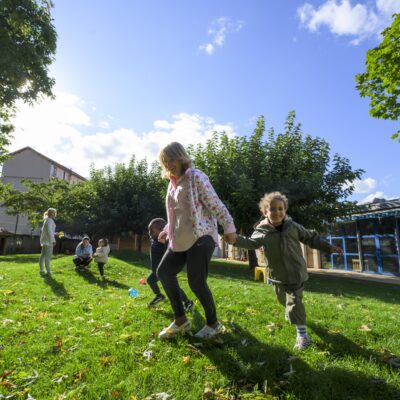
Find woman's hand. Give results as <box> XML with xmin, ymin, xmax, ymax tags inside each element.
<box><xmin>224</xmin><ymin>232</ymin><xmax>237</xmax><ymax>245</ymax></box>
<box><xmin>158</xmin><ymin>231</ymin><xmax>168</xmax><ymax>244</ymax></box>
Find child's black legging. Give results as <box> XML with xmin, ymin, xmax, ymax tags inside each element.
<box><xmin>97</xmin><ymin>262</ymin><xmax>105</xmax><ymax>276</ymax></box>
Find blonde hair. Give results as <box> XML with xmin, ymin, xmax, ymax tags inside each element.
<box><xmin>99</xmin><ymin>238</ymin><xmax>109</xmax><ymax>246</ymax></box>
<box><xmin>259</xmin><ymin>192</ymin><xmax>288</xmax><ymax>215</ymax></box>
<box><xmin>43</xmin><ymin>208</ymin><xmax>57</xmax><ymax>219</ymax></box>
<box><xmin>158</xmin><ymin>142</ymin><xmax>193</xmax><ymax>179</ymax></box>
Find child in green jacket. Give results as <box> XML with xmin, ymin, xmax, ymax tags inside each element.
<box><xmin>227</xmin><ymin>191</ymin><xmax>342</xmax><ymax>350</ymax></box>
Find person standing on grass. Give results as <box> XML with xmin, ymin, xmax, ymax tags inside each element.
<box><xmin>156</xmin><ymin>142</ymin><xmax>236</xmax><ymax>340</ymax></box>
<box><xmin>39</xmin><ymin>207</ymin><xmax>57</xmax><ymax>276</ymax></box>
<box><xmin>93</xmin><ymin>238</ymin><xmax>110</xmax><ymax>279</ymax></box>
<box><xmin>73</xmin><ymin>236</ymin><xmax>93</xmax><ymax>271</ymax></box>
<box><xmin>147</xmin><ymin>217</ymin><xmax>194</xmax><ymax>311</ymax></box>
<box><xmin>225</xmin><ymin>191</ymin><xmax>343</xmax><ymax>350</ymax></box>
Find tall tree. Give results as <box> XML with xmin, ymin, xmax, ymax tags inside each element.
<box><xmin>0</xmin><ymin>0</ymin><xmax>57</xmax><ymax>162</ymax></box>
<box><xmin>189</xmin><ymin>112</ymin><xmax>363</xmax><ymax>267</ymax></box>
<box><xmin>59</xmin><ymin>158</ymin><xmax>167</xmax><ymax>248</ymax></box>
<box><xmin>355</xmin><ymin>13</ymin><xmax>400</xmax><ymax>141</ymax></box>
<box><xmin>1</xmin><ymin>177</ymin><xmax>71</xmax><ymax>230</ymax></box>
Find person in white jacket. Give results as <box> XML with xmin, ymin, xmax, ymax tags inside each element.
<box><xmin>93</xmin><ymin>238</ymin><xmax>110</xmax><ymax>279</ymax></box>
<box><xmin>39</xmin><ymin>208</ymin><xmax>57</xmax><ymax>276</ymax></box>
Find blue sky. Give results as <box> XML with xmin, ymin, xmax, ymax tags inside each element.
<box><xmin>9</xmin><ymin>0</ymin><xmax>400</xmax><ymax>203</ymax></box>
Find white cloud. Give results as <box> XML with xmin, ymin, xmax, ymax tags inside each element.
<box><xmin>199</xmin><ymin>17</ymin><xmax>244</xmax><ymax>55</ymax></box>
<box><xmin>98</xmin><ymin>121</ymin><xmax>110</xmax><ymax>129</ymax></box>
<box><xmin>359</xmin><ymin>191</ymin><xmax>388</xmax><ymax>203</ymax></box>
<box><xmin>9</xmin><ymin>92</ymin><xmax>237</xmax><ymax>178</ymax></box>
<box><xmin>352</xmin><ymin>177</ymin><xmax>377</xmax><ymax>193</ymax></box>
<box><xmin>377</xmin><ymin>0</ymin><xmax>400</xmax><ymax>16</ymax></box>
<box><xmin>297</xmin><ymin>0</ymin><xmax>400</xmax><ymax>44</ymax></box>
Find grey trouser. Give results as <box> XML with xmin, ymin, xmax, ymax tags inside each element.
<box><xmin>39</xmin><ymin>245</ymin><xmax>53</xmax><ymax>273</ymax></box>
<box><xmin>273</xmin><ymin>282</ymin><xmax>306</xmax><ymax>325</ymax></box>
<box><xmin>157</xmin><ymin>235</ymin><xmax>216</xmax><ymax>324</ymax></box>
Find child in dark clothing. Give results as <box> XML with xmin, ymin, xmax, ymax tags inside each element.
<box><xmin>147</xmin><ymin>218</ymin><xmax>194</xmax><ymax>311</ymax></box>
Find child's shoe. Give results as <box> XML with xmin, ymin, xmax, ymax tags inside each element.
<box><xmin>184</xmin><ymin>300</ymin><xmax>194</xmax><ymax>312</ymax></box>
<box><xmin>194</xmin><ymin>321</ymin><xmax>225</xmax><ymax>339</ymax></box>
<box><xmin>158</xmin><ymin>320</ymin><xmax>191</xmax><ymax>339</ymax></box>
<box><xmin>148</xmin><ymin>294</ymin><xmax>165</xmax><ymax>307</ymax></box>
<box><xmin>293</xmin><ymin>334</ymin><xmax>312</xmax><ymax>351</ymax></box>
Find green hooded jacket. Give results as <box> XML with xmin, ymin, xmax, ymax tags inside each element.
<box><xmin>235</xmin><ymin>217</ymin><xmax>332</xmax><ymax>284</ymax></box>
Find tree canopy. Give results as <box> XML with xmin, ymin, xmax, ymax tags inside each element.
<box><xmin>0</xmin><ymin>0</ymin><xmax>57</xmax><ymax>162</ymax></box>
<box><xmin>189</xmin><ymin>112</ymin><xmax>363</xmax><ymax>234</ymax></box>
<box><xmin>355</xmin><ymin>13</ymin><xmax>400</xmax><ymax>141</ymax></box>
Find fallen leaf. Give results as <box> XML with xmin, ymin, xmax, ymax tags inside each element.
<box><xmin>100</xmin><ymin>356</ymin><xmax>112</xmax><ymax>366</ymax></box>
<box><xmin>359</xmin><ymin>325</ymin><xmax>372</xmax><ymax>331</ymax></box>
<box><xmin>53</xmin><ymin>374</ymin><xmax>68</xmax><ymax>384</ymax></box>
<box><xmin>142</xmin><ymin>350</ymin><xmax>154</xmax><ymax>361</ymax></box>
<box><xmin>182</xmin><ymin>356</ymin><xmax>190</xmax><ymax>364</ymax></box>
<box><xmin>143</xmin><ymin>393</ymin><xmax>174</xmax><ymax>400</ymax></box>
<box><xmin>245</xmin><ymin>307</ymin><xmax>258</xmax><ymax>316</ymax></box>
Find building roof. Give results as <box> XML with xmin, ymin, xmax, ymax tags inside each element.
<box><xmin>340</xmin><ymin>198</ymin><xmax>400</xmax><ymax>221</ymax></box>
<box><xmin>0</xmin><ymin>228</ymin><xmax>14</xmax><ymax>237</ymax></box>
<box><xmin>8</xmin><ymin>147</ymin><xmax>87</xmax><ymax>181</ymax></box>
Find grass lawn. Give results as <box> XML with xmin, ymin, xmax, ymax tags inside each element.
<box><xmin>1</xmin><ymin>252</ymin><xmax>400</xmax><ymax>400</ymax></box>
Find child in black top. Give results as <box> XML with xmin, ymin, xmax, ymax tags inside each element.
<box><xmin>147</xmin><ymin>218</ymin><xmax>193</xmax><ymax>311</ymax></box>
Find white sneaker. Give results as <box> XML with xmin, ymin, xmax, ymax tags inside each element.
<box><xmin>194</xmin><ymin>321</ymin><xmax>225</xmax><ymax>339</ymax></box>
<box><xmin>158</xmin><ymin>320</ymin><xmax>191</xmax><ymax>340</ymax></box>
<box><xmin>293</xmin><ymin>334</ymin><xmax>312</xmax><ymax>351</ymax></box>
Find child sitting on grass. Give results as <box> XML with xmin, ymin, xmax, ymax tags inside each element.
<box><xmin>93</xmin><ymin>238</ymin><xmax>110</xmax><ymax>279</ymax></box>
<box><xmin>147</xmin><ymin>218</ymin><xmax>193</xmax><ymax>311</ymax></box>
<box><xmin>226</xmin><ymin>191</ymin><xmax>343</xmax><ymax>350</ymax></box>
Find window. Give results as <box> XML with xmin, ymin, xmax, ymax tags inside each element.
<box><xmin>359</xmin><ymin>219</ymin><xmax>374</xmax><ymax>236</ymax></box>
<box><xmin>377</xmin><ymin>217</ymin><xmax>396</xmax><ymax>235</ymax></box>
<box><xmin>343</xmin><ymin>222</ymin><xmax>357</xmax><ymax>236</ymax></box>
<box><xmin>345</xmin><ymin>238</ymin><xmax>358</xmax><ymax>253</ymax></box>
<box><xmin>379</xmin><ymin>237</ymin><xmax>397</xmax><ymax>255</ymax></box>
<box><xmin>381</xmin><ymin>257</ymin><xmax>400</xmax><ymax>274</ymax></box>
<box><xmin>361</xmin><ymin>237</ymin><xmax>375</xmax><ymax>254</ymax></box>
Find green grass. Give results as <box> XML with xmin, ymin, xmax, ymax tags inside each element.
<box><xmin>0</xmin><ymin>253</ymin><xmax>399</xmax><ymax>400</ymax></box>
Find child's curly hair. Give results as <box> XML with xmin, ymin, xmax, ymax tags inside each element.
<box><xmin>259</xmin><ymin>191</ymin><xmax>289</xmax><ymax>215</ymax></box>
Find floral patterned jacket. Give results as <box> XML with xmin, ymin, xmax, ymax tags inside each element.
<box><xmin>164</xmin><ymin>168</ymin><xmax>236</xmax><ymax>250</ymax></box>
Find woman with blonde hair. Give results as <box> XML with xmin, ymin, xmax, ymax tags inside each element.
<box><xmin>39</xmin><ymin>208</ymin><xmax>57</xmax><ymax>276</ymax></box>
<box><xmin>156</xmin><ymin>142</ymin><xmax>236</xmax><ymax>340</ymax></box>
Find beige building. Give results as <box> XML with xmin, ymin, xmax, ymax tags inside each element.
<box><xmin>0</xmin><ymin>147</ymin><xmax>86</xmax><ymax>235</ymax></box>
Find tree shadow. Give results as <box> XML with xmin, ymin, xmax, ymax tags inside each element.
<box><xmin>209</xmin><ymin>259</ymin><xmax>254</xmax><ymax>282</ymax></box>
<box><xmin>309</xmin><ymin>321</ymin><xmax>398</xmax><ymax>363</ymax></box>
<box><xmin>306</xmin><ymin>274</ymin><xmax>400</xmax><ymax>305</ymax></box>
<box><xmin>43</xmin><ymin>275</ymin><xmax>71</xmax><ymax>299</ymax></box>
<box><xmin>75</xmin><ymin>269</ymin><xmax>130</xmax><ymax>290</ymax></box>
<box><xmin>194</xmin><ymin>321</ymin><xmax>400</xmax><ymax>399</ymax></box>
<box><xmin>110</xmin><ymin>250</ymin><xmax>150</xmax><ymax>266</ymax></box>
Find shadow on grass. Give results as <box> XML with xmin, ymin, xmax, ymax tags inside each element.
<box><xmin>43</xmin><ymin>275</ymin><xmax>71</xmax><ymax>299</ymax></box>
<box><xmin>196</xmin><ymin>320</ymin><xmax>400</xmax><ymax>400</ymax></box>
<box><xmin>310</xmin><ymin>322</ymin><xmax>398</xmax><ymax>364</ymax></box>
<box><xmin>76</xmin><ymin>251</ymin><xmax>400</xmax><ymax>305</ymax></box>
<box><xmin>75</xmin><ymin>268</ymin><xmax>130</xmax><ymax>290</ymax></box>
<box><xmin>208</xmin><ymin>260</ymin><xmax>400</xmax><ymax>305</ymax></box>
<box><xmin>0</xmin><ymin>254</ymin><xmax>64</xmax><ymax>264</ymax></box>
<box><xmin>306</xmin><ymin>274</ymin><xmax>400</xmax><ymax>304</ymax></box>
<box><xmin>110</xmin><ymin>250</ymin><xmax>150</xmax><ymax>267</ymax></box>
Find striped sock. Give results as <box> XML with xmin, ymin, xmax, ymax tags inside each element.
<box><xmin>296</xmin><ymin>325</ymin><xmax>307</xmax><ymax>338</ymax></box>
